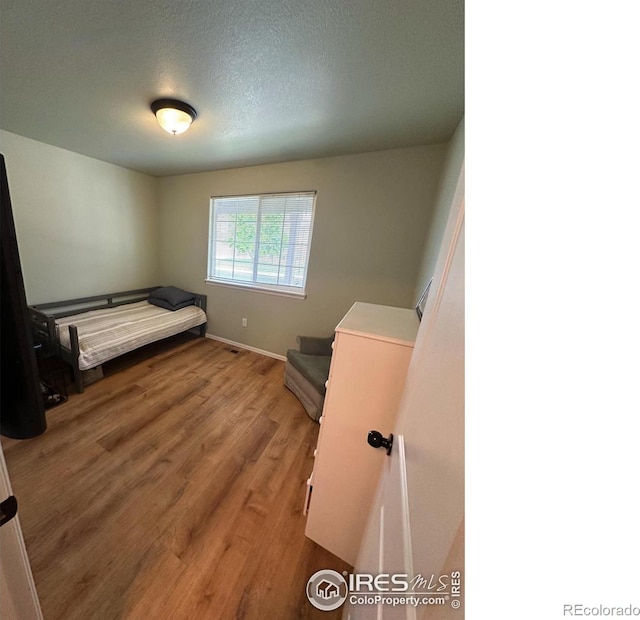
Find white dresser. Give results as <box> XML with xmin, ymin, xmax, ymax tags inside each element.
<box><xmin>304</xmin><ymin>302</ymin><xmax>419</xmax><ymax>565</ymax></box>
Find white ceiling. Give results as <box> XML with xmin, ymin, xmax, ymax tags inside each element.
<box><xmin>0</xmin><ymin>0</ymin><xmax>464</xmax><ymax>177</ymax></box>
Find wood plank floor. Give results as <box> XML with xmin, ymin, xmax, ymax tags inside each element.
<box><xmin>2</xmin><ymin>335</ymin><xmax>351</xmax><ymax>620</ymax></box>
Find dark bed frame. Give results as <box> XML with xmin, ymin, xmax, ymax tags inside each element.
<box><xmin>29</xmin><ymin>287</ymin><xmax>207</xmax><ymax>394</ymax></box>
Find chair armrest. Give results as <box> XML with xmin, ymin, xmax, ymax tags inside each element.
<box><xmin>297</xmin><ymin>335</ymin><xmax>334</xmax><ymax>356</ymax></box>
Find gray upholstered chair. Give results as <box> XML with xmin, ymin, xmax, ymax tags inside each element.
<box><xmin>284</xmin><ymin>335</ymin><xmax>334</xmax><ymax>422</ymax></box>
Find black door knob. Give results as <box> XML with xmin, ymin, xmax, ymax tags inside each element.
<box><xmin>367</xmin><ymin>430</ymin><xmax>393</xmax><ymax>455</ymax></box>
<box><xmin>0</xmin><ymin>495</ymin><xmax>18</xmax><ymax>527</ymax></box>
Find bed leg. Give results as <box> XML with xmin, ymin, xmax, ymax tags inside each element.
<box><xmin>69</xmin><ymin>324</ymin><xmax>84</xmax><ymax>393</ymax></box>
<box><xmin>73</xmin><ymin>366</ymin><xmax>85</xmax><ymax>394</ymax></box>
<box><xmin>199</xmin><ymin>323</ymin><xmax>207</xmax><ymax>337</ymax></box>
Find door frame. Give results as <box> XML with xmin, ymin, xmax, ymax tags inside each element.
<box><xmin>0</xmin><ymin>442</ymin><xmax>43</xmax><ymax>620</ymax></box>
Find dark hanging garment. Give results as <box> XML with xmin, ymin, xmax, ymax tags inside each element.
<box><xmin>1</xmin><ymin>153</ymin><xmax>47</xmax><ymax>438</ymax></box>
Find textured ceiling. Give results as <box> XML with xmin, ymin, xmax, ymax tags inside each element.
<box><xmin>0</xmin><ymin>0</ymin><xmax>464</xmax><ymax>177</ymax></box>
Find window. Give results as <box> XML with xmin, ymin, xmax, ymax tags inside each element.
<box><xmin>207</xmin><ymin>191</ymin><xmax>316</xmax><ymax>297</ymax></box>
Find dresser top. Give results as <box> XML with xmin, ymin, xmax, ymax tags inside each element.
<box><xmin>335</xmin><ymin>302</ymin><xmax>419</xmax><ymax>347</ymax></box>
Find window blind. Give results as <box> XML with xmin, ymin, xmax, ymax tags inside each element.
<box><xmin>207</xmin><ymin>191</ymin><xmax>316</xmax><ymax>295</ymax></box>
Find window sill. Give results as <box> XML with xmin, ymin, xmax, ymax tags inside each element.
<box><xmin>205</xmin><ymin>279</ymin><xmax>307</xmax><ymax>300</ymax></box>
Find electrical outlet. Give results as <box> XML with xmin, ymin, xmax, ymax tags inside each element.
<box><xmin>242</xmin><ymin>318</ymin><xmax>248</xmax><ymax>327</ymax></box>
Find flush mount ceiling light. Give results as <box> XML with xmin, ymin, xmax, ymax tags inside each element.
<box><xmin>150</xmin><ymin>98</ymin><xmax>197</xmax><ymax>135</ymax></box>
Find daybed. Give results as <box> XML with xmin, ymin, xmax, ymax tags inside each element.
<box><xmin>29</xmin><ymin>286</ymin><xmax>207</xmax><ymax>393</ymax></box>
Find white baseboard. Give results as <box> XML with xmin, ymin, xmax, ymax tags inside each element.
<box><xmin>205</xmin><ymin>333</ymin><xmax>286</xmax><ymax>362</ymax></box>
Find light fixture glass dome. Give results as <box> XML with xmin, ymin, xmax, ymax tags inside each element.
<box><xmin>151</xmin><ymin>99</ymin><xmax>197</xmax><ymax>135</ymax></box>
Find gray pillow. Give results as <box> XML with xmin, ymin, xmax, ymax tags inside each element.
<box><xmin>148</xmin><ymin>297</ymin><xmax>194</xmax><ymax>311</ymax></box>
<box><xmin>149</xmin><ymin>286</ymin><xmax>194</xmax><ymax>306</ymax></box>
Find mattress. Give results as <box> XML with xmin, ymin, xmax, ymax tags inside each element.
<box><xmin>55</xmin><ymin>300</ymin><xmax>207</xmax><ymax>371</ymax></box>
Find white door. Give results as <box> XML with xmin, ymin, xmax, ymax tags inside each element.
<box><xmin>344</xmin><ymin>170</ymin><xmax>464</xmax><ymax>620</ymax></box>
<box><xmin>0</xmin><ymin>443</ymin><xmax>43</xmax><ymax>620</ymax></box>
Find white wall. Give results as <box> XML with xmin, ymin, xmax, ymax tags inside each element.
<box><xmin>158</xmin><ymin>145</ymin><xmax>446</xmax><ymax>356</ymax></box>
<box><xmin>0</xmin><ymin>131</ymin><xmax>160</xmax><ymax>304</ymax></box>
<box><xmin>414</xmin><ymin>115</ymin><xmax>464</xmax><ymax>301</ymax></box>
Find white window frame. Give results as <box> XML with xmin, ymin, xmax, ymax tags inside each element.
<box><xmin>206</xmin><ymin>191</ymin><xmax>316</xmax><ymax>299</ymax></box>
